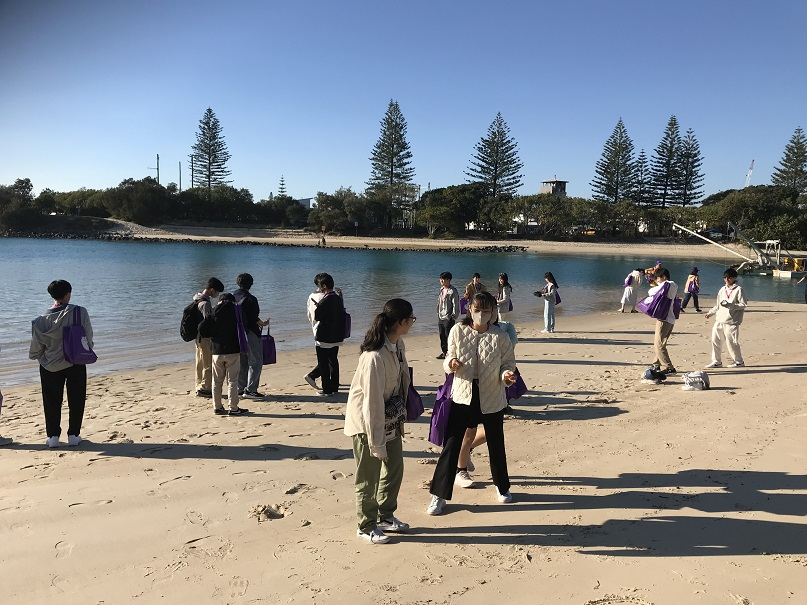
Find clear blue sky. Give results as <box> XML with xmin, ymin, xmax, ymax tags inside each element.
<box><xmin>1</xmin><ymin>0</ymin><xmax>805</xmax><ymax>202</ymax></box>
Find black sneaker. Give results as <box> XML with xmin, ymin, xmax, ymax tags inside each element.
<box><xmin>242</xmin><ymin>391</ymin><xmax>266</xmax><ymax>400</ymax></box>
<box><xmin>196</xmin><ymin>389</ymin><xmax>212</xmax><ymax>398</ymax></box>
<box><xmin>228</xmin><ymin>407</ymin><xmax>250</xmax><ymax>416</ymax></box>
<box><xmin>214</xmin><ymin>408</ymin><xmax>228</xmax><ymax>415</ymax></box>
<box><xmin>661</xmin><ymin>367</ymin><xmax>677</xmax><ymax>375</ymax></box>
<box><xmin>436</xmin><ymin>353</ymin><xmax>446</xmax><ymax>359</ymax></box>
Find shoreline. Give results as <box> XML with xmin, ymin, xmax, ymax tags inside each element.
<box><xmin>1</xmin><ymin>219</ymin><xmax>777</xmax><ymax>260</ymax></box>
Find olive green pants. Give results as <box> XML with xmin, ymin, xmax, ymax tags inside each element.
<box><xmin>351</xmin><ymin>433</ymin><xmax>403</xmax><ymax>533</ymax></box>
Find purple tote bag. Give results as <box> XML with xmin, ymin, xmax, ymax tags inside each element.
<box><xmin>459</xmin><ymin>298</ymin><xmax>469</xmax><ymax>315</ymax></box>
<box><xmin>406</xmin><ymin>366</ymin><xmax>424</xmax><ymax>421</ymax></box>
<box><xmin>262</xmin><ymin>326</ymin><xmax>276</xmax><ymax>365</ymax></box>
<box><xmin>637</xmin><ymin>282</ymin><xmax>672</xmax><ymax>320</ymax></box>
<box><xmin>63</xmin><ymin>306</ymin><xmax>97</xmax><ymax>365</ymax></box>
<box><xmin>505</xmin><ymin>369</ymin><xmax>528</xmax><ymax>402</ymax></box>
<box><xmin>428</xmin><ymin>373</ymin><xmax>454</xmax><ymax>447</ymax></box>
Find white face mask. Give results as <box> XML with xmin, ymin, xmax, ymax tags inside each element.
<box><xmin>471</xmin><ymin>310</ymin><xmax>492</xmax><ymax>326</ymax></box>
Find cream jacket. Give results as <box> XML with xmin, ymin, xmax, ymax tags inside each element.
<box><xmin>708</xmin><ymin>284</ymin><xmax>747</xmax><ymax>325</ymax></box>
<box><xmin>443</xmin><ymin>323</ymin><xmax>515</xmax><ymax>413</ymax></box>
<box><xmin>344</xmin><ymin>338</ymin><xmax>410</xmax><ymax>459</ymax></box>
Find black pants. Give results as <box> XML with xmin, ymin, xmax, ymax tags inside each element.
<box><xmin>40</xmin><ymin>364</ymin><xmax>87</xmax><ymax>437</ymax></box>
<box><xmin>315</xmin><ymin>346</ymin><xmax>340</xmax><ymax>394</ymax></box>
<box><xmin>681</xmin><ymin>292</ymin><xmax>700</xmax><ymax>310</ymax></box>
<box><xmin>438</xmin><ymin>318</ymin><xmax>455</xmax><ymax>354</ymax></box>
<box><xmin>430</xmin><ymin>381</ymin><xmax>510</xmax><ymax>500</ymax></box>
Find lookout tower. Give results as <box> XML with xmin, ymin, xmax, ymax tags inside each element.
<box><xmin>540</xmin><ymin>177</ymin><xmax>568</xmax><ymax>197</ymax></box>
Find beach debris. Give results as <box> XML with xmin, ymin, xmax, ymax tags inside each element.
<box><xmin>248</xmin><ymin>503</ymin><xmax>287</xmax><ymax>522</ymax></box>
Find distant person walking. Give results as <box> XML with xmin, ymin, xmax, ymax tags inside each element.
<box><xmin>436</xmin><ymin>271</ymin><xmax>460</xmax><ymax>359</ymax></box>
<box><xmin>313</xmin><ymin>273</ymin><xmax>346</xmax><ymax>396</ymax></box>
<box><xmin>646</xmin><ymin>267</ymin><xmax>678</xmax><ymax>375</ymax></box>
<box><xmin>199</xmin><ymin>293</ymin><xmax>250</xmax><ymax>415</ymax></box>
<box><xmin>534</xmin><ymin>272</ymin><xmax>559</xmax><ymax>333</ymax></box>
<box><xmin>233</xmin><ymin>273</ymin><xmax>270</xmax><ymax>400</ymax></box>
<box><xmin>620</xmin><ymin>267</ymin><xmax>644</xmax><ymax>313</ymax></box>
<box><xmin>680</xmin><ymin>267</ymin><xmax>702</xmax><ymax>312</ymax></box>
<box><xmin>344</xmin><ymin>298</ymin><xmax>415</xmax><ymax>544</ymax></box>
<box><xmin>192</xmin><ymin>278</ymin><xmax>224</xmax><ymax>398</ymax></box>
<box><xmin>496</xmin><ymin>273</ymin><xmax>513</xmax><ymax>321</ymax></box>
<box><xmin>704</xmin><ymin>268</ymin><xmax>747</xmax><ymax>368</ymax></box>
<box><xmin>29</xmin><ymin>280</ymin><xmax>94</xmax><ymax>448</ymax></box>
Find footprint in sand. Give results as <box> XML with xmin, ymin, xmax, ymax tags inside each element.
<box><xmin>68</xmin><ymin>499</ymin><xmax>113</xmax><ymax>507</ymax></box>
<box><xmin>55</xmin><ymin>541</ymin><xmax>74</xmax><ymax>559</ymax></box>
<box><xmin>284</xmin><ymin>484</ymin><xmax>307</xmax><ymax>494</ymax></box>
<box><xmin>229</xmin><ymin>576</ymin><xmax>249</xmax><ymax>598</ymax></box>
<box><xmin>222</xmin><ymin>492</ymin><xmax>240</xmax><ymax>503</ymax></box>
<box><xmin>159</xmin><ymin>475</ymin><xmax>191</xmax><ymax>486</ymax></box>
<box><xmin>294</xmin><ymin>452</ymin><xmax>320</xmax><ymax>461</ymax></box>
<box><xmin>10</xmin><ymin>523</ymin><xmax>33</xmax><ymax>536</ymax></box>
<box><xmin>144</xmin><ymin>468</ymin><xmax>158</xmax><ymax>477</ymax></box>
<box><xmin>185</xmin><ymin>510</ymin><xmax>207</xmax><ymax>525</ymax></box>
<box><xmin>330</xmin><ymin>472</ymin><xmax>349</xmax><ymax>480</ymax></box>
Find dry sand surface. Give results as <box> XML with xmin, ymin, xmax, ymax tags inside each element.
<box><xmin>1</xmin><ymin>304</ymin><xmax>806</xmax><ymax>604</ymax></box>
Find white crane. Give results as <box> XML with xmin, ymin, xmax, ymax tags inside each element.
<box><xmin>744</xmin><ymin>159</ymin><xmax>754</xmax><ymax>188</ymax></box>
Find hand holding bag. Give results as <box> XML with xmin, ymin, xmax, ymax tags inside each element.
<box><xmin>505</xmin><ymin>368</ymin><xmax>528</xmax><ymax>401</ymax></box>
<box><xmin>262</xmin><ymin>325</ymin><xmax>276</xmax><ymax>365</ymax></box>
<box><xmin>63</xmin><ymin>306</ymin><xmax>97</xmax><ymax>365</ymax></box>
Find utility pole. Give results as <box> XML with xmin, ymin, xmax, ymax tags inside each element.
<box><xmin>148</xmin><ymin>153</ymin><xmax>160</xmax><ymax>184</ymax></box>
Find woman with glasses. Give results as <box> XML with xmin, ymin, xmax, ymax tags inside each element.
<box><xmin>344</xmin><ymin>299</ymin><xmax>416</xmax><ymax>544</ymax></box>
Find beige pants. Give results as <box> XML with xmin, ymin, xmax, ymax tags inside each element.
<box><xmin>212</xmin><ymin>353</ymin><xmax>241</xmax><ymax>411</ymax></box>
<box><xmin>652</xmin><ymin>320</ymin><xmax>675</xmax><ymax>370</ymax></box>
<box><xmin>195</xmin><ymin>336</ymin><xmax>212</xmax><ymax>391</ymax></box>
<box><xmin>711</xmin><ymin>322</ymin><xmax>743</xmax><ymax>365</ymax></box>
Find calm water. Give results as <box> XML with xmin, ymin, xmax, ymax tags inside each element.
<box><xmin>2</xmin><ymin>237</ymin><xmax>804</xmax><ymax>385</ymax></box>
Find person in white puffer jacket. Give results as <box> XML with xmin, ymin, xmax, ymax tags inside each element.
<box><xmin>426</xmin><ymin>292</ymin><xmax>517</xmax><ymax>516</ymax></box>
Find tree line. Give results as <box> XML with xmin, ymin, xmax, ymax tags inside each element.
<box><xmin>2</xmin><ymin>104</ymin><xmax>807</xmax><ymax>248</ymax></box>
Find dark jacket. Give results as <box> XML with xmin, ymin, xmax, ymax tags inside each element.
<box><xmin>199</xmin><ymin>299</ymin><xmax>241</xmax><ymax>355</ymax></box>
<box><xmin>314</xmin><ymin>291</ymin><xmax>345</xmax><ymax>344</ymax></box>
<box><xmin>233</xmin><ymin>288</ymin><xmax>261</xmax><ymax>337</ymax></box>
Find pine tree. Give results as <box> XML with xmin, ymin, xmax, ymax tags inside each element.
<box><xmin>465</xmin><ymin>112</ymin><xmax>524</xmax><ymax>199</ymax></box>
<box><xmin>189</xmin><ymin>107</ymin><xmax>232</xmax><ymax>193</ymax></box>
<box><xmin>650</xmin><ymin>115</ymin><xmax>682</xmax><ymax>208</ymax></box>
<box><xmin>676</xmin><ymin>128</ymin><xmax>705</xmax><ymax>206</ymax></box>
<box><xmin>278</xmin><ymin>175</ymin><xmax>287</xmax><ymax>197</ymax></box>
<box><xmin>590</xmin><ymin>118</ymin><xmax>635</xmax><ymax>204</ymax></box>
<box><xmin>367</xmin><ymin>100</ymin><xmax>415</xmax><ymax>212</ymax></box>
<box><xmin>771</xmin><ymin>127</ymin><xmax>807</xmax><ymax>192</ymax></box>
<box><xmin>631</xmin><ymin>149</ymin><xmax>654</xmax><ymax>206</ymax></box>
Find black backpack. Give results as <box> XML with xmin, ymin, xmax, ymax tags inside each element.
<box><xmin>180</xmin><ymin>300</ymin><xmax>204</xmax><ymax>342</ymax></box>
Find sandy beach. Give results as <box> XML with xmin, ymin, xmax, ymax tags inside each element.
<box><xmin>2</xmin><ymin>302</ymin><xmax>806</xmax><ymax>604</ymax></box>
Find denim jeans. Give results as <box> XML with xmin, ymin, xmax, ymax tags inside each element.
<box><xmin>544</xmin><ymin>299</ymin><xmax>556</xmax><ymax>332</ymax></box>
<box><xmin>238</xmin><ymin>331</ymin><xmax>263</xmax><ymax>393</ymax></box>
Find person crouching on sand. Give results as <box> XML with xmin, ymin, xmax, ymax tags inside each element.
<box><xmin>344</xmin><ymin>298</ymin><xmax>415</xmax><ymax>544</ymax></box>
<box><xmin>427</xmin><ymin>292</ymin><xmax>517</xmax><ymax>516</ymax></box>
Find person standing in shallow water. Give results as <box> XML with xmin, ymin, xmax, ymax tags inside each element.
<box><xmin>29</xmin><ymin>279</ymin><xmax>94</xmax><ymax>448</ymax></box>
<box><xmin>344</xmin><ymin>298</ymin><xmax>415</xmax><ymax>544</ymax></box>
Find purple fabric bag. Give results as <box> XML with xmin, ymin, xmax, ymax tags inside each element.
<box><xmin>233</xmin><ymin>303</ymin><xmax>249</xmax><ymax>354</ymax></box>
<box><xmin>344</xmin><ymin>312</ymin><xmax>351</xmax><ymax>339</ymax></box>
<box><xmin>508</xmin><ymin>299</ymin><xmax>513</xmax><ymax>312</ymax></box>
<box><xmin>406</xmin><ymin>367</ymin><xmax>424</xmax><ymax>421</ymax></box>
<box><xmin>637</xmin><ymin>282</ymin><xmax>672</xmax><ymax>320</ymax></box>
<box><xmin>262</xmin><ymin>327</ymin><xmax>276</xmax><ymax>365</ymax></box>
<box><xmin>554</xmin><ymin>290</ymin><xmax>561</xmax><ymax>305</ymax></box>
<box><xmin>63</xmin><ymin>306</ymin><xmax>97</xmax><ymax>365</ymax></box>
<box><xmin>459</xmin><ymin>298</ymin><xmax>469</xmax><ymax>315</ymax></box>
<box><xmin>505</xmin><ymin>369</ymin><xmax>528</xmax><ymax>402</ymax></box>
<box><xmin>624</xmin><ymin>275</ymin><xmax>633</xmax><ymax>287</ymax></box>
<box><xmin>672</xmin><ymin>296</ymin><xmax>682</xmax><ymax>319</ymax></box>
<box><xmin>428</xmin><ymin>373</ymin><xmax>453</xmax><ymax>447</ymax></box>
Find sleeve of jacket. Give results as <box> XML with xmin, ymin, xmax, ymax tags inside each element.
<box><xmin>443</xmin><ymin>324</ymin><xmax>461</xmax><ymax>374</ymax></box>
<box><xmin>29</xmin><ymin>321</ymin><xmax>44</xmax><ymax>361</ymax></box>
<box><xmin>81</xmin><ymin>307</ymin><xmax>94</xmax><ymax>349</ymax></box>
<box><xmin>499</xmin><ymin>333</ymin><xmax>516</xmax><ymax>381</ymax></box>
<box><xmin>730</xmin><ymin>287</ymin><xmax>747</xmax><ymax>310</ymax></box>
<box><xmin>498</xmin><ymin>286</ymin><xmax>511</xmax><ymax>306</ymax></box>
<box><xmin>198</xmin><ymin>314</ymin><xmax>214</xmax><ymax>338</ymax></box>
<box><xmin>361</xmin><ymin>354</ymin><xmax>389</xmax><ymax>459</ymax></box>
<box><xmin>450</xmin><ymin>287</ymin><xmax>460</xmax><ymax>320</ymax></box>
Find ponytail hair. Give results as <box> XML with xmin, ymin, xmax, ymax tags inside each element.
<box><xmin>360</xmin><ymin>298</ymin><xmax>414</xmax><ymax>352</ymax></box>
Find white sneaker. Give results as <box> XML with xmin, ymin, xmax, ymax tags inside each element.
<box><xmin>356</xmin><ymin>528</ymin><xmax>390</xmax><ymax>544</ymax></box>
<box><xmin>540</xmin><ymin>329</ymin><xmax>549</xmax><ymax>334</ymax></box>
<box><xmin>46</xmin><ymin>436</ymin><xmax>60</xmax><ymax>448</ymax></box>
<box><xmin>67</xmin><ymin>435</ymin><xmax>83</xmax><ymax>446</ymax></box>
<box><xmin>376</xmin><ymin>516</ymin><xmax>410</xmax><ymax>532</ymax></box>
<box><xmin>728</xmin><ymin>361</ymin><xmax>745</xmax><ymax>367</ymax></box>
<box><xmin>496</xmin><ymin>487</ymin><xmax>513</xmax><ymax>503</ymax></box>
<box><xmin>454</xmin><ymin>469</ymin><xmax>475</xmax><ymax>488</ymax></box>
<box><xmin>426</xmin><ymin>495</ymin><xmax>445</xmax><ymax>515</ymax></box>
<box><xmin>704</xmin><ymin>361</ymin><xmax>722</xmax><ymax>369</ymax></box>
